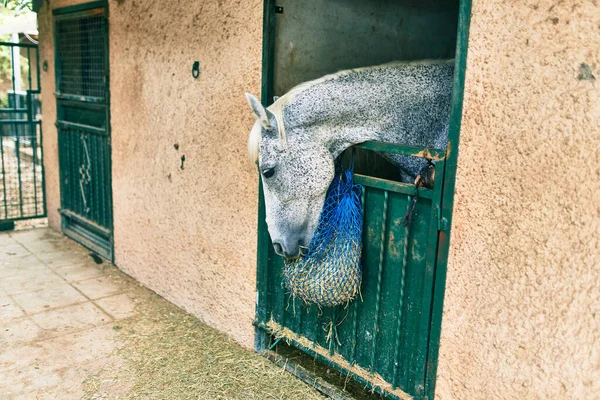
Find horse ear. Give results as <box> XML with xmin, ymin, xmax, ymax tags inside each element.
<box><xmin>245</xmin><ymin>93</ymin><xmax>271</xmax><ymax>128</ymax></box>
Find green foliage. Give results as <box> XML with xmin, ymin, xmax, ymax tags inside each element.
<box><xmin>2</xmin><ymin>0</ymin><xmax>32</xmax><ymax>14</ymax></box>
<box><xmin>0</xmin><ymin>34</ymin><xmax>11</xmax><ymax>86</ymax></box>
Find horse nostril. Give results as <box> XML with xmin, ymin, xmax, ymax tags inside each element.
<box><xmin>299</xmin><ymin>245</ymin><xmax>308</xmax><ymax>256</ymax></box>
<box><xmin>273</xmin><ymin>242</ymin><xmax>284</xmax><ymax>256</ymax></box>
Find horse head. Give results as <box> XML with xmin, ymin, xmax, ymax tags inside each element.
<box><xmin>245</xmin><ymin>93</ymin><xmax>334</xmax><ymax>260</ymax></box>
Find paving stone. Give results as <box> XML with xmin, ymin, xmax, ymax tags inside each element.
<box><xmin>0</xmin><ymin>243</ymin><xmax>31</xmax><ymax>259</ymax></box>
<box><xmin>0</xmin><ymin>268</ymin><xmax>64</xmax><ymax>295</ymax></box>
<box><xmin>12</xmin><ymin>284</ymin><xmax>87</xmax><ymax>314</ymax></box>
<box><xmin>39</xmin><ymin>251</ymin><xmax>89</xmax><ymax>269</ymax></box>
<box><xmin>73</xmin><ymin>276</ymin><xmax>124</xmax><ymax>300</ymax></box>
<box><xmin>0</xmin><ymin>256</ymin><xmax>50</xmax><ymax>280</ymax></box>
<box><xmin>1</xmin><ymin>323</ymin><xmax>120</xmax><ymax>373</ymax></box>
<box><xmin>0</xmin><ymin>234</ymin><xmax>18</xmax><ymax>248</ymax></box>
<box><xmin>0</xmin><ymin>255</ymin><xmax>46</xmax><ymax>275</ymax></box>
<box><xmin>31</xmin><ymin>302</ymin><xmax>111</xmax><ymax>334</ymax></box>
<box><xmin>20</xmin><ymin>242</ymin><xmax>63</xmax><ymax>255</ymax></box>
<box><xmin>95</xmin><ymin>292</ymin><xmax>138</xmax><ymax>320</ymax></box>
<box><xmin>0</xmin><ymin>317</ymin><xmax>46</xmax><ymax>345</ymax></box>
<box><xmin>9</xmin><ymin>228</ymin><xmax>50</xmax><ymax>243</ymax></box>
<box><xmin>54</xmin><ymin>263</ymin><xmax>104</xmax><ymax>283</ymax></box>
<box><xmin>0</xmin><ymin>294</ymin><xmax>26</xmax><ymax>320</ymax></box>
<box><xmin>1</xmin><ymin>368</ymin><xmax>63</xmax><ymax>399</ymax></box>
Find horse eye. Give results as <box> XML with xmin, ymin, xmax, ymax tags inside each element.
<box><xmin>262</xmin><ymin>167</ymin><xmax>275</xmax><ymax>178</ymax></box>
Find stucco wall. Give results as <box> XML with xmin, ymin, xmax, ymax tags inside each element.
<box><xmin>37</xmin><ymin>0</ymin><xmax>262</xmax><ymax>347</ymax></box>
<box><xmin>108</xmin><ymin>0</ymin><xmax>262</xmax><ymax>347</ymax></box>
<box><xmin>436</xmin><ymin>1</ymin><xmax>599</xmax><ymax>398</ymax></box>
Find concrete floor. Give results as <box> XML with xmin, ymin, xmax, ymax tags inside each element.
<box><xmin>0</xmin><ymin>228</ymin><xmax>139</xmax><ymax>399</ymax></box>
<box><xmin>0</xmin><ymin>228</ymin><xmax>325</xmax><ymax>400</ymax></box>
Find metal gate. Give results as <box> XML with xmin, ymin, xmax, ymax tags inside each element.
<box><xmin>54</xmin><ymin>3</ymin><xmax>112</xmax><ymax>260</ymax></box>
<box><xmin>254</xmin><ymin>1</ymin><xmax>472</xmax><ymax>399</ymax></box>
<box><xmin>0</xmin><ymin>41</ymin><xmax>45</xmax><ymax>228</ymax></box>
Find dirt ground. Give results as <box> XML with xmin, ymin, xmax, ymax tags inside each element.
<box><xmin>0</xmin><ymin>227</ymin><xmax>325</xmax><ymax>399</ymax></box>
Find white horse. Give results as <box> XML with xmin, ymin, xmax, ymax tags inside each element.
<box><xmin>246</xmin><ymin>59</ymin><xmax>453</xmax><ymax>259</ymax></box>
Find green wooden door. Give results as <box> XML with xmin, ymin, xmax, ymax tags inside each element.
<box><xmin>254</xmin><ymin>1</ymin><xmax>472</xmax><ymax>399</ymax></box>
<box><xmin>54</xmin><ymin>2</ymin><xmax>112</xmax><ymax>260</ymax></box>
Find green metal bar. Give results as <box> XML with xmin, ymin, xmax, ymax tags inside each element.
<box><xmin>98</xmin><ymin>135</ymin><xmax>105</xmax><ymax>226</ymax></box>
<box><xmin>55</xmin><ymin>120</ymin><xmax>106</xmax><ymax>135</ymax></box>
<box><xmin>410</xmin><ymin>160</ymin><xmax>446</xmax><ymax>397</ymax></box>
<box><xmin>0</xmin><ymin>42</ymin><xmax>37</xmax><ymax>48</ymax></box>
<box><xmin>392</xmin><ymin>196</ymin><xmax>413</xmax><ymax>390</ymax></box>
<box><xmin>255</xmin><ymin>321</ymin><xmax>410</xmax><ymax>400</ymax></box>
<box><xmin>357</xmin><ymin>141</ymin><xmax>445</xmax><ymax>161</ymax></box>
<box><xmin>15</xmin><ymin>121</ymin><xmax>24</xmax><ymax>217</ymax></box>
<box><xmin>67</xmin><ymin>129</ymin><xmax>77</xmax><ymax>215</ymax></box>
<box><xmin>424</xmin><ymin>1</ymin><xmax>472</xmax><ymax>398</ymax></box>
<box><xmin>254</xmin><ymin>0</ymin><xmax>277</xmax><ymax>352</ymax></box>
<box><xmin>309</xmin><ymin>306</ymin><xmax>317</xmax><ymax>348</ymax></box>
<box><xmin>52</xmin><ymin>1</ymin><xmax>106</xmax><ymax>16</ymax></box>
<box><xmin>75</xmin><ymin>130</ymin><xmax>82</xmax><ymax>216</ymax></box>
<box><xmin>0</xmin><ymin>108</ymin><xmax>29</xmax><ymax>112</ymax></box>
<box><xmin>39</xmin><ymin>122</ymin><xmax>46</xmax><ymax>217</ymax></box>
<box><xmin>0</xmin><ymin>135</ymin><xmax>7</xmax><ymax>219</ymax></box>
<box><xmin>348</xmin><ymin>298</ymin><xmax>359</xmax><ymax>365</ymax></box>
<box><xmin>92</xmin><ymin>136</ymin><xmax>100</xmax><ymax>225</ymax></box>
<box><xmin>57</xmin><ymin>124</ymin><xmax>66</xmax><ymax>214</ymax></box>
<box><xmin>0</xmin><ymin>120</ymin><xmax>42</xmax><ymax>125</ymax></box>
<box><xmin>10</xmin><ymin>44</ymin><xmax>24</xmax><ymax>218</ymax></box>
<box><xmin>102</xmin><ymin>134</ymin><xmax>110</xmax><ymax>228</ymax></box>
<box><xmin>296</xmin><ymin>299</ymin><xmax>303</xmax><ymax>339</ymax></box>
<box><xmin>55</xmin><ymin>93</ymin><xmax>106</xmax><ymax>104</ymax></box>
<box><xmin>26</xmin><ymin>47</ymin><xmax>32</xmax><ymax>92</ymax></box>
<box><xmin>26</xmin><ymin>48</ymin><xmax>39</xmax><ymax>216</ymax></box>
<box><xmin>28</xmin><ymin>102</ymin><xmax>39</xmax><ymax>217</ymax></box>
<box><xmin>349</xmin><ymin>188</ymin><xmax>366</xmax><ymax>365</ymax></box>
<box><xmin>262</xmin><ymin>350</ymin><xmax>355</xmax><ymax>400</ymax></box>
<box><xmin>280</xmin><ymin>282</ymin><xmax>286</xmax><ymax>336</ymax></box>
<box><xmin>0</xmin><ymin>214</ymin><xmax>50</xmax><ymax>223</ymax></box>
<box><xmin>59</xmin><ymin>208</ymin><xmax>111</xmax><ymax>236</ymax></box>
<box><xmin>0</xmin><ymin>220</ymin><xmax>15</xmax><ymax>231</ymax></box>
<box><xmin>103</xmin><ymin>5</ymin><xmax>114</xmax><ymax>261</ymax></box>
<box><xmin>329</xmin><ymin>308</ymin><xmax>336</xmax><ymax>356</ymax></box>
<box><xmin>370</xmin><ymin>190</ymin><xmax>388</xmax><ymax>375</ymax></box>
<box><xmin>354</xmin><ymin>174</ymin><xmax>433</xmax><ymax>200</ymax></box>
<box><xmin>35</xmin><ymin>46</ymin><xmax>41</xmax><ymax>92</ymax></box>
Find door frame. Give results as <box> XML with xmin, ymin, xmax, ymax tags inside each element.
<box><xmin>254</xmin><ymin>1</ymin><xmax>473</xmax><ymax>398</ymax></box>
<box><xmin>53</xmin><ymin>0</ymin><xmax>113</xmax><ymax>261</ymax></box>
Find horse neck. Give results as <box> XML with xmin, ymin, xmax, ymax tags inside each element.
<box><xmin>282</xmin><ymin>83</ymin><xmax>394</xmax><ymax>159</ymax></box>
<box><xmin>322</xmin><ymin>126</ymin><xmax>388</xmax><ymax>159</ymax></box>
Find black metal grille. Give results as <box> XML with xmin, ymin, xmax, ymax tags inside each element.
<box><xmin>56</xmin><ymin>14</ymin><xmax>106</xmax><ymax>99</ymax></box>
<box><xmin>0</xmin><ymin>123</ymin><xmax>44</xmax><ymax>220</ymax></box>
<box><xmin>0</xmin><ymin>42</ymin><xmax>45</xmax><ymax>222</ymax></box>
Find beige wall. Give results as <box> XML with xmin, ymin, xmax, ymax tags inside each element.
<box><xmin>108</xmin><ymin>0</ymin><xmax>262</xmax><ymax>347</ymax></box>
<box><xmin>436</xmin><ymin>0</ymin><xmax>599</xmax><ymax>398</ymax></box>
<box><xmin>37</xmin><ymin>0</ymin><xmax>263</xmax><ymax>346</ymax></box>
<box><xmin>37</xmin><ymin>0</ymin><xmax>599</xmax><ymax>397</ymax></box>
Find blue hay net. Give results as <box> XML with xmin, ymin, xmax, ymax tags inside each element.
<box><xmin>284</xmin><ymin>165</ymin><xmax>363</xmax><ymax>307</ymax></box>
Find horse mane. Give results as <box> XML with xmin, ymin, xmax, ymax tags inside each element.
<box><xmin>248</xmin><ymin>59</ymin><xmax>454</xmax><ymax>164</ymax></box>
<box><xmin>248</xmin><ymin>120</ymin><xmax>261</xmax><ymax>164</ymax></box>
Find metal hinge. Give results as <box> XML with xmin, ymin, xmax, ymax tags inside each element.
<box><xmin>437</xmin><ymin>207</ymin><xmax>449</xmax><ymax>231</ymax></box>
